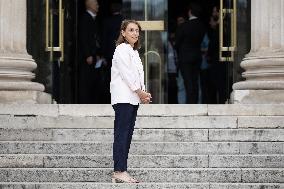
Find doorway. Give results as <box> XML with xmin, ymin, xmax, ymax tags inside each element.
<box><xmin>27</xmin><ymin>0</ymin><xmax>250</xmax><ymax>104</ymax></box>
<box><xmin>27</xmin><ymin>0</ymin><xmax>167</xmax><ymax>104</ymax></box>
<box><xmin>167</xmin><ymin>0</ymin><xmax>250</xmax><ymax>104</ymax></box>
<box><xmin>27</xmin><ymin>0</ymin><xmax>119</xmax><ymax>103</ymax></box>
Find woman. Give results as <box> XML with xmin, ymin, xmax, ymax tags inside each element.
<box><xmin>110</xmin><ymin>20</ymin><xmax>151</xmax><ymax>183</ymax></box>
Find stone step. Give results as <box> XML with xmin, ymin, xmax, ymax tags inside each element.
<box><xmin>209</xmin><ymin>129</ymin><xmax>284</xmax><ymax>142</ymax></box>
<box><xmin>209</xmin><ymin>155</ymin><xmax>284</xmax><ymax>168</ymax></box>
<box><xmin>0</xmin><ymin>141</ymin><xmax>236</xmax><ymax>155</ymax></box>
<box><xmin>1</xmin><ymin>104</ymin><xmax>284</xmax><ymax>117</ymax></box>
<box><xmin>0</xmin><ymin>155</ymin><xmax>208</xmax><ymax>168</ymax></box>
<box><xmin>1</xmin><ymin>128</ymin><xmax>283</xmax><ymax>142</ymax></box>
<box><xmin>1</xmin><ymin>114</ymin><xmax>284</xmax><ymax>129</ymax></box>
<box><xmin>0</xmin><ymin>168</ymin><xmax>283</xmax><ymax>183</ymax></box>
<box><xmin>0</xmin><ymin>183</ymin><xmax>283</xmax><ymax>189</ymax></box>
<box><xmin>0</xmin><ymin>142</ymin><xmax>283</xmax><ymax>155</ymax></box>
<box><xmin>0</xmin><ymin>115</ymin><xmax>238</xmax><ymax>129</ymax></box>
<box><xmin>0</xmin><ymin>155</ymin><xmax>283</xmax><ymax>168</ymax></box>
<box><xmin>0</xmin><ymin>129</ymin><xmax>209</xmax><ymax>142</ymax></box>
<box><xmin>2</xmin><ymin>142</ymin><xmax>283</xmax><ymax>155</ymax></box>
<box><xmin>0</xmin><ymin>183</ymin><xmax>209</xmax><ymax>189</ymax></box>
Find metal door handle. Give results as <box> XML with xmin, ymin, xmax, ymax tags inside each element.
<box><xmin>219</xmin><ymin>0</ymin><xmax>237</xmax><ymax>62</ymax></box>
<box><xmin>45</xmin><ymin>0</ymin><xmax>64</xmax><ymax>62</ymax></box>
<box><xmin>144</xmin><ymin>51</ymin><xmax>162</xmax><ymax>104</ymax></box>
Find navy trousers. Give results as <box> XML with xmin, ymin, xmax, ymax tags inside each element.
<box><xmin>112</xmin><ymin>103</ymin><xmax>139</xmax><ymax>172</ymax></box>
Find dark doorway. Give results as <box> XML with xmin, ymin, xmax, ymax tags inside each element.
<box><xmin>27</xmin><ymin>0</ymin><xmax>122</xmax><ymax>104</ymax></box>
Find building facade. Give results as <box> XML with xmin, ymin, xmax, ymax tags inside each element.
<box><xmin>0</xmin><ymin>0</ymin><xmax>283</xmax><ymax>104</ymax></box>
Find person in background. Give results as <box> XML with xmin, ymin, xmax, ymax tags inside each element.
<box><xmin>167</xmin><ymin>32</ymin><xmax>178</xmax><ymax>103</ymax></box>
<box><xmin>207</xmin><ymin>5</ymin><xmax>227</xmax><ymax>103</ymax></box>
<box><xmin>176</xmin><ymin>2</ymin><xmax>206</xmax><ymax>103</ymax></box>
<box><xmin>199</xmin><ymin>34</ymin><xmax>213</xmax><ymax>103</ymax></box>
<box><xmin>110</xmin><ymin>20</ymin><xmax>151</xmax><ymax>183</ymax></box>
<box><xmin>78</xmin><ymin>0</ymin><xmax>103</xmax><ymax>103</ymax></box>
<box><xmin>175</xmin><ymin>16</ymin><xmax>186</xmax><ymax>104</ymax></box>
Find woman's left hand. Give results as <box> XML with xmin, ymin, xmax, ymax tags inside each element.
<box><xmin>141</xmin><ymin>92</ymin><xmax>152</xmax><ymax>104</ymax></box>
<box><xmin>142</xmin><ymin>97</ymin><xmax>151</xmax><ymax>104</ymax></box>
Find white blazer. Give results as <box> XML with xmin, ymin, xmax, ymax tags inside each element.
<box><xmin>110</xmin><ymin>43</ymin><xmax>145</xmax><ymax>105</ymax></box>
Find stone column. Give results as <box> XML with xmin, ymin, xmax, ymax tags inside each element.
<box><xmin>231</xmin><ymin>0</ymin><xmax>284</xmax><ymax>104</ymax></box>
<box><xmin>0</xmin><ymin>0</ymin><xmax>51</xmax><ymax>103</ymax></box>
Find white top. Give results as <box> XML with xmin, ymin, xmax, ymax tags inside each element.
<box><xmin>110</xmin><ymin>43</ymin><xmax>145</xmax><ymax>105</ymax></box>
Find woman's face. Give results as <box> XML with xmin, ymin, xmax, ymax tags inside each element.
<box><xmin>122</xmin><ymin>23</ymin><xmax>139</xmax><ymax>47</ymax></box>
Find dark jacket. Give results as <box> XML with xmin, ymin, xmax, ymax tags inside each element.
<box><xmin>175</xmin><ymin>18</ymin><xmax>206</xmax><ymax>64</ymax></box>
<box><xmin>78</xmin><ymin>12</ymin><xmax>101</xmax><ymax>63</ymax></box>
<box><xmin>207</xmin><ymin>27</ymin><xmax>219</xmax><ymax>64</ymax></box>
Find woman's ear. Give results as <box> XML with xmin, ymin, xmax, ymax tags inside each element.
<box><xmin>121</xmin><ymin>30</ymin><xmax>125</xmax><ymax>38</ymax></box>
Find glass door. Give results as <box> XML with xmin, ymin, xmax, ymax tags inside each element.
<box><xmin>27</xmin><ymin>0</ymin><xmax>78</xmax><ymax>103</ymax></box>
<box><xmin>45</xmin><ymin>0</ymin><xmax>65</xmax><ymax>102</ymax></box>
<box><xmin>219</xmin><ymin>0</ymin><xmax>251</xmax><ymax>103</ymax></box>
<box><xmin>122</xmin><ymin>0</ymin><xmax>168</xmax><ymax>104</ymax></box>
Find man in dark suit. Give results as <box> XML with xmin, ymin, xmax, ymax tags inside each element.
<box><xmin>175</xmin><ymin>3</ymin><xmax>206</xmax><ymax>104</ymax></box>
<box><xmin>78</xmin><ymin>0</ymin><xmax>102</xmax><ymax>104</ymax></box>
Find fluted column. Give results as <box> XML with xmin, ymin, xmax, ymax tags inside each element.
<box><xmin>231</xmin><ymin>0</ymin><xmax>284</xmax><ymax>104</ymax></box>
<box><xmin>0</xmin><ymin>0</ymin><xmax>50</xmax><ymax>103</ymax></box>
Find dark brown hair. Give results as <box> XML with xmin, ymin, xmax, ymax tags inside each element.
<box><xmin>116</xmin><ymin>20</ymin><xmax>142</xmax><ymax>50</ymax></box>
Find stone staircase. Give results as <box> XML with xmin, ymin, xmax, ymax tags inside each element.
<box><xmin>0</xmin><ymin>104</ymin><xmax>283</xmax><ymax>189</ymax></box>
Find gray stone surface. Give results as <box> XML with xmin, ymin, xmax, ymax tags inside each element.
<box><xmin>0</xmin><ymin>115</ymin><xmax>238</xmax><ymax>129</ymax></box>
<box><xmin>0</xmin><ymin>91</ymin><xmax>51</xmax><ymax>104</ymax></box>
<box><xmin>0</xmin><ymin>129</ymin><xmax>53</xmax><ymax>141</ymax></box>
<box><xmin>53</xmin><ymin>116</ymin><xmax>237</xmax><ymax>129</ymax></box>
<box><xmin>238</xmin><ymin>116</ymin><xmax>284</xmax><ymax>128</ymax></box>
<box><xmin>135</xmin><ymin>117</ymin><xmax>237</xmax><ymax>129</ymax></box>
<box><xmin>53</xmin><ymin>116</ymin><xmax>112</xmax><ymax>129</ymax></box>
<box><xmin>209</xmin><ymin>155</ymin><xmax>284</xmax><ymax>168</ymax></box>
<box><xmin>1</xmin><ymin>183</ymin><xmax>283</xmax><ymax>189</ymax></box>
<box><xmin>44</xmin><ymin>155</ymin><xmax>208</xmax><ymax>168</ymax></box>
<box><xmin>209</xmin><ymin>129</ymin><xmax>284</xmax><ymax>141</ymax></box>
<box><xmin>0</xmin><ymin>155</ymin><xmax>43</xmax><ymax>168</ymax></box>
<box><xmin>0</xmin><ymin>168</ymin><xmax>242</xmax><ymax>182</ymax></box>
<box><xmin>0</xmin><ymin>128</ymin><xmax>208</xmax><ymax>142</ymax></box>
<box><xmin>0</xmin><ymin>116</ymin><xmax>58</xmax><ymax>129</ymax></box>
<box><xmin>210</xmin><ymin>183</ymin><xmax>284</xmax><ymax>189</ymax></box>
<box><xmin>242</xmin><ymin>169</ymin><xmax>284</xmax><ymax>183</ymax></box>
<box><xmin>0</xmin><ymin>155</ymin><xmax>208</xmax><ymax>168</ymax></box>
<box><xmin>59</xmin><ymin>104</ymin><xmax>208</xmax><ymax>117</ymax></box>
<box><xmin>231</xmin><ymin>90</ymin><xmax>284</xmax><ymax>104</ymax></box>
<box><xmin>59</xmin><ymin>105</ymin><xmax>114</xmax><ymax>117</ymax></box>
<box><xmin>0</xmin><ymin>183</ymin><xmax>210</xmax><ymax>189</ymax></box>
<box><xmin>138</xmin><ymin>104</ymin><xmax>208</xmax><ymax>116</ymax></box>
<box><xmin>240</xmin><ymin>142</ymin><xmax>284</xmax><ymax>154</ymax></box>
<box><xmin>0</xmin><ymin>142</ymin><xmax>240</xmax><ymax>155</ymax></box>
<box><xmin>208</xmin><ymin>104</ymin><xmax>284</xmax><ymax>116</ymax></box>
<box><xmin>0</xmin><ymin>104</ymin><xmax>58</xmax><ymax>116</ymax></box>
<box><xmin>0</xmin><ymin>104</ymin><xmax>283</xmax><ymax>187</ymax></box>
<box><xmin>0</xmin><ymin>168</ymin><xmax>281</xmax><ymax>183</ymax></box>
<box><xmin>0</xmin><ymin>104</ymin><xmax>284</xmax><ymax>117</ymax></box>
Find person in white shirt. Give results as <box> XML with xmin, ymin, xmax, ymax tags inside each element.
<box><xmin>110</xmin><ymin>20</ymin><xmax>151</xmax><ymax>183</ymax></box>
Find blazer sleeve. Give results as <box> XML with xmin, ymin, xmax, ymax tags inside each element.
<box><xmin>175</xmin><ymin>23</ymin><xmax>185</xmax><ymax>51</ymax></box>
<box><xmin>79</xmin><ymin>15</ymin><xmax>93</xmax><ymax>60</ymax></box>
<box><xmin>115</xmin><ymin>45</ymin><xmax>140</xmax><ymax>92</ymax></box>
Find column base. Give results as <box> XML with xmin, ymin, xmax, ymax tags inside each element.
<box><xmin>231</xmin><ymin>90</ymin><xmax>284</xmax><ymax>104</ymax></box>
<box><xmin>0</xmin><ymin>91</ymin><xmax>52</xmax><ymax>104</ymax></box>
